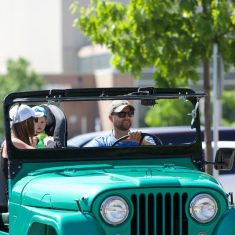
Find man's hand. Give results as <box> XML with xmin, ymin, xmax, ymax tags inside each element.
<box><xmin>127</xmin><ymin>131</ymin><xmax>155</xmax><ymax>145</ymax></box>
<box><xmin>127</xmin><ymin>131</ymin><xmax>142</xmax><ymax>143</ymax></box>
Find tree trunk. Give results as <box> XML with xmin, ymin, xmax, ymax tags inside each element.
<box><xmin>203</xmin><ymin>61</ymin><xmax>213</xmax><ymax>175</ymax></box>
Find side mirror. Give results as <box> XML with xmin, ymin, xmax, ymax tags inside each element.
<box><xmin>214</xmin><ymin>148</ymin><xmax>235</xmax><ymax>171</ymax></box>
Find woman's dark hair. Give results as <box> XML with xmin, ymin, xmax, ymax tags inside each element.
<box><xmin>11</xmin><ymin>117</ymin><xmax>35</xmax><ymax>145</ymax></box>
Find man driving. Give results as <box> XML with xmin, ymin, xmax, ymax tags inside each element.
<box><xmin>85</xmin><ymin>100</ymin><xmax>155</xmax><ymax>147</ymax></box>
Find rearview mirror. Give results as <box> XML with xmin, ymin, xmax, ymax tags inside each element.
<box><xmin>214</xmin><ymin>148</ymin><xmax>235</xmax><ymax>171</ymax></box>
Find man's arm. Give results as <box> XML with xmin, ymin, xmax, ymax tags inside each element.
<box><xmin>142</xmin><ymin>139</ymin><xmax>155</xmax><ymax>145</ymax></box>
<box><xmin>84</xmin><ymin>136</ymin><xmax>105</xmax><ymax>147</ymax></box>
<box><xmin>128</xmin><ymin>131</ymin><xmax>155</xmax><ymax>145</ymax></box>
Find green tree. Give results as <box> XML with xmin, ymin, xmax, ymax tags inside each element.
<box><xmin>0</xmin><ymin>58</ymin><xmax>44</xmax><ymax>139</ymax></box>
<box><xmin>144</xmin><ymin>90</ymin><xmax>235</xmax><ymax>127</ymax></box>
<box><xmin>145</xmin><ymin>99</ymin><xmax>192</xmax><ymax>127</ymax></box>
<box><xmin>222</xmin><ymin>90</ymin><xmax>235</xmax><ymax>126</ymax></box>
<box><xmin>71</xmin><ymin>0</ymin><xmax>235</xmax><ymax>175</ymax></box>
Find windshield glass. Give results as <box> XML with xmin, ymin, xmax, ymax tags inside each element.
<box><xmin>8</xmin><ymin>97</ymin><xmax>198</xmax><ymax>150</ymax></box>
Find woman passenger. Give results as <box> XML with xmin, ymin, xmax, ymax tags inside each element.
<box><xmin>1</xmin><ymin>104</ymin><xmax>54</xmax><ymax>179</ymax></box>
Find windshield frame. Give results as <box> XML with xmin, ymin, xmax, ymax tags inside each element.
<box><xmin>3</xmin><ymin>87</ymin><xmax>205</xmax><ymax>167</ymax></box>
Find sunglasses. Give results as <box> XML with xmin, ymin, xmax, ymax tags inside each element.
<box><xmin>112</xmin><ymin>111</ymin><xmax>134</xmax><ymax>118</ymax></box>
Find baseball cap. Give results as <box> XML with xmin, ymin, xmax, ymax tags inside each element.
<box><xmin>109</xmin><ymin>100</ymin><xmax>135</xmax><ymax>114</ymax></box>
<box><xmin>10</xmin><ymin>104</ymin><xmax>36</xmax><ymax>125</ymax></box>
<box><xmin>32</xmin><ymin>106</ymin><xmax>47</xmax><ymax>118</ymax></box>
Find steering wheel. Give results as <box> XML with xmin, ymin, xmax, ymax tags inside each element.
<box><xmin>111</xmin><ymin>132</ymin><xmax>163</xmax><ymax>146</ymax></box>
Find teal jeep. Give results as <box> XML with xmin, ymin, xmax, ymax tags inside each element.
<box><xmin>0</xmin><ymin>87</ymin><xmax>235</xmax><ymax>235</ymax></box>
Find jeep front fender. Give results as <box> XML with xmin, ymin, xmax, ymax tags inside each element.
<box><xmin>213</xmin><ymin>208</ymin><xmax>235</xmax><ymax>235</ymax></box>
<box><xmin>26</xmin><ymin>208</ymin><xmax>104</xmax><ymax>235</ymax></box>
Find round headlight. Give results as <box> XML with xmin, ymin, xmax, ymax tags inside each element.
<box><xmin>100</xmin><ymin>196</ymin><xmax>129</xmax><ymax>225</ymax></box>
<box><xmin>190</xmin><ymin>194</ymin><xmax>218</xmax><ymax>223</ymax></box>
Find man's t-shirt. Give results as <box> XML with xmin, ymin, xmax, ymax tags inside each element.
<box><xmin>85</xmin><ymin>132</ymin><xmax>154</xmax><ymax>147</ymax></box>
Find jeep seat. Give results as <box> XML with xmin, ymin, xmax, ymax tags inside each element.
<box><xmin>42</xmin><ymin>104</ymin><xmax>68</xmax><ymax>148</ymax></box>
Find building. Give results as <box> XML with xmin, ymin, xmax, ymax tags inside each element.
<box><xmin>0</xmin><ymin>0</ymin><xmax>234</xmax><ymax>138</ymax></box>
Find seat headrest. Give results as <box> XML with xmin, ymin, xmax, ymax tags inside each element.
<box><xmin>41</xmin><ymin>104</ymin><xmax>67</xmax><ymax>147</ymax></box>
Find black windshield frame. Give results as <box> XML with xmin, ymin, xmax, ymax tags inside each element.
<box><xmin>3</xmin><ymin>87</ymin><xmax>205</xmax><ymax>165</ymax></box>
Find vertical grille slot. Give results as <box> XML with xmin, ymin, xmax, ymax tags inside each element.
<box><xmin>131</xmin><ymin>192</ymin><xmax>188</xmax><ymax>235</ymax></box>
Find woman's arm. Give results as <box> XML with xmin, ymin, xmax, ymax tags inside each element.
<box><xmin>12</xmin><ymin>138</ymin><xmax>35</xmax><ymax>149</ymax></box>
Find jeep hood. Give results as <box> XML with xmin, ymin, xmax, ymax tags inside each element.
<box><xmin>12</xmin><ymin>164</ymin><xmax>223</xmax><ymax>211</ymax></box>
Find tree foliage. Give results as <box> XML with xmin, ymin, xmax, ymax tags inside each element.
<box><xmin>71</xmin><ymin>0</ymin><xmax>235</xmax><ymax>174</ymax></box>
<box><xmin>222</xmin><ymin>89</ymin><xmax>235</xmax><ymax>126</ymax></box>
<box><xmin>145</xmin><ymin>99</ymin><xmax>192</xmax><ymax>127</ymax></box>
<box><xmin>144</xmin><ymin>91</ymin><xmax>235</xmax><ymax>127</ymax></box>
<box><xmin>72</xmin><ymin>0</ymin><xmax>235</xmax><ymax>85</ymax></box>
<box><xmin>0</xmin><ymin>58</ymin><xmax>44</xmax><ymax>139</ymax></box>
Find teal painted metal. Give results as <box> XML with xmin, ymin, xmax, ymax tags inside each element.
<box><xmin>1</xmin><ymin>87</ymin><xmax>234</xmax><ymax>235</ymax></box>
<box><xmin>12</xmin><ymin>165</ymin><xmax>224</xmax><ymax>210</ymax></box>
<box><xmin>213</xmin><ymin>208</ymin><xmax>235</xmax><ymax>234</ymax></box>
<box><xmin>92</xmin><ymin>187</ymin><xmax>228</xmax><ymax>235</ymax></box>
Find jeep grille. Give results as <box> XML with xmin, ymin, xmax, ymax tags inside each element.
<box><xmin>131</xmin><ymin>193</ymin><xmax>188</xmax><ymax>235</ymax></box>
